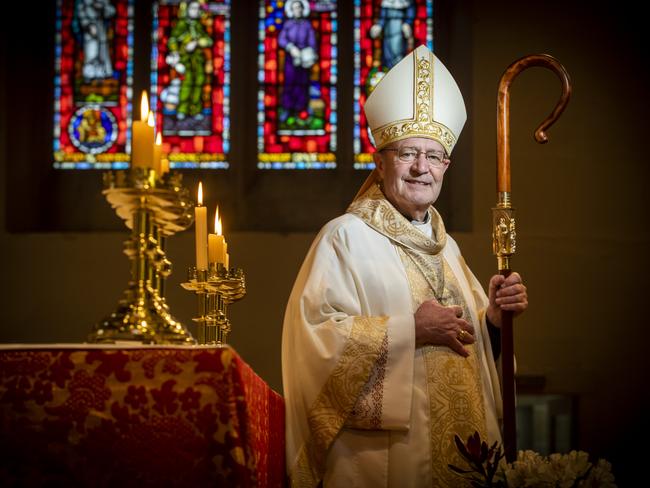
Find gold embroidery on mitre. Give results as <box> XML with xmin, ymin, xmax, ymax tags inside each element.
<box><xmin>371</xmin><ymin>52</ymin><xmax>457</xmax><ymax>153</ymax></box>
<box><xmin>397</xmin><ymin>248</ymin><xmax>488</xmax><ymax>487</ymax></box>
<box><xmin>290</xmin><ymin>316</ymin><xmax>388</xmax><ymax>488</ymax></box>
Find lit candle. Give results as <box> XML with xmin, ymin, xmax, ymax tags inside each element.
<box><xmin>131</xmin><ymin>91</ymin><xmax>155</xmax><ymax>168</ymax></box>
<box><xmin>195</xmin><ymin>182</ymin><xmax>208</xmax><ymax>271</ymax></box>
<box><xmin>208</xmin><ymin>207</ymin><xmax>225</xmax><ymax>264</ymax></box>
<box><xmin>153</xmin><ymin>132</ymin><xmax>162</xmax><ymax>174</ymax></box>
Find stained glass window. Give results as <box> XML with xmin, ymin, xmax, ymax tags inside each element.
<box><xmin>257</xmin><ymin>0</ymin><xmax>338</xmax><ymax>170</ymax></box>
<box><xmin>353</xmin><ymin>0</ymin><xmax>433</xmax><ymax>169</ymax></box>
<box><xmin>150</xmin><ymin>0</ymin><xmax>231</xmax><ymax>169</ymax></box>
<box><xmin>53</xmin><ymin>0</ymin><xmax>134</xmax><ymax>169</ymax></box>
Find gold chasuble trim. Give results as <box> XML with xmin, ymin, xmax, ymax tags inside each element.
<box><xmin>348</xmin><ymin>185</ymin><xmax>488</xmax><ymax>487</ymax></box>
<box><xmin>399</xmin><ymin>250</ymin><xmax>488</xmax><ymax>487</ymax></box>
<box><xmin>291</xmin><ymin>316</ymin><xmax>388</xmax><ymax>488</ymax></box>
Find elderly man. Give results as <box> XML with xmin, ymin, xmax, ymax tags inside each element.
<box><xmin>282</xmin><ymin>45</ymin><xmax>528</xmax><ymax>487</ymax></box>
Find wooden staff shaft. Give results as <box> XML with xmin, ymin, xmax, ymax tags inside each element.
<box><xmin>500</xmin><ymin>271</ymin><xmax>516</xmax><ymax>463</ymax></box>
<box><xmin>495</xmin><ymin>54</ymin><xmax>571</xmax><ymax>463</ymax></box>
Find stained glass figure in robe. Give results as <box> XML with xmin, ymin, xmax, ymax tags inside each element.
<box><xmin>257</xmin><ymin>0</ymin><xmax>338</xmax><ymax>169</ymax></box>
<box><xmin>78</xmin><ymin>0</ymin><xmax>116</xmax><ymax>80</ymax></box>
<box><xmin>353</xmin><ymin>0</ymin><xmax>433</xmax><ymax>169</ymax></box>
<box><xmin>151</xmin><ymin>0</ymin><xmax>231</xmax><ymax>169</ymax></box>
<box><xmin>368</xmin><ymin>0</ymin><xmax>415</xmax><ymax>69</ymax></box>
<box><xmin>278</xmin><ymin>1</ymin><xmax>318</xmax><ymax>130</ymax></box>
<box><xmin>53</xmin><ymin>0</ymin><xmax>134</xmax><ymax>169</ymax></box>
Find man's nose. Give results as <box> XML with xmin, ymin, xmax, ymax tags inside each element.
<box><xmin>413</xmin><ymin>152</ymin><xmax>430</xmax><ymax>172</ymax></box>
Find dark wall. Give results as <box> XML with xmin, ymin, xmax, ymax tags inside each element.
<box><xmin>465</xmin><ymin>1</ymin><xmax>650</xmax><ymax>485</ymax></box>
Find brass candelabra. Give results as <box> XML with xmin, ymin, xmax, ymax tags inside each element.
<box><xmin>88</xmin><ymin>167</ymin><xmax>196</xmax><ymax>344</ymax></box>
<box><xmin>181</xmin><ymin>263</ymin><xmax>246</xmax><ymax>345</ymax></box>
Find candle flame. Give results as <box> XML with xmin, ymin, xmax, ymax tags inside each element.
<box><xmin>198</xmin><ymin>182</ymin><xmax>203</xmax><ymax>206</ymax></box>
<box><xmin>147</xmin><ymin>111</ymin><xmax>155</xmax><ymax>127</ymax></box>
<box><xmin>155</xmin><ymin>132</ymin><xmax>162</xmax><ymax>145</ymax></box>
<box><xmin>140</xmin><ymin>91</ymin><xmax>149</xmax><ymax>122</ymax></box>
<box><xmin>214</xmin><ymin>207</ymin><xmax>222</xmax><ymax>235</ymax></box>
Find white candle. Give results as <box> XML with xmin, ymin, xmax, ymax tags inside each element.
<box><xmin>195</xmin><ymin>182</ymin><xmax>208</xmax><ymax>271</ymax></box>
<box><xmin>160</xmin><ymin>156</ymin><xmax>170</xmax><ymax>174</ymax></box>
<box><xmin>131</xmin><ymin>91</ymin><xmax>155</xmax><ymax>168</ymax></box>
<box><xmin>208</xmin><ymin>207</ymin><xmax>225</xmax><ymax>264</ymax></box>
<box><xmin>153</xmin><ymin>132</ymin><xmax>162</xmax><ymax>174</ymax></box>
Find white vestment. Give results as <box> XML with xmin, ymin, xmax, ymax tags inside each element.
<box><xmin>282</xmin><ymin>186</ymin><xmax>503</xmax><ymax>487</ymax></box>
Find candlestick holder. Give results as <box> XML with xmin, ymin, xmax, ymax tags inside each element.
<box><xmin>181</xmin><ymin>263</ymin><xmax>246</xmax><ymax>345</ymax></box>
<box><xmin>88</xmin><ymin>167</ymin><xmax>196</xmax><ymax>344</ymax></box>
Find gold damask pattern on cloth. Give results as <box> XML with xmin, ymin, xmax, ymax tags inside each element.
<box><xmin>399</xmin><ymin>249</ymin><xmax>488</xmax><ymax>487</ymax></box>
<box><xmin>291</xmin><ymin>316</ymin><xmax>388</xmax><ymax>488</ymax></box>
<box><xmin>0</xmin><ymin>346</ymin><xmax>285</xmax><ymax>487</ymax></box>
<box><xmin>349</xmin><ymin>186</ymin><xmax>487</xmax><ymax>487</ymax></box>
<box><xmin>347</xmin><ymin>334</ymin><xmax>388</xmax><ymax>429</ymax></box>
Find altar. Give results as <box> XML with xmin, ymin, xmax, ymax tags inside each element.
<box><xmin>0</xmin><ymin>344</ymin><xmax>285</xmax><ymax>487</ymax></box>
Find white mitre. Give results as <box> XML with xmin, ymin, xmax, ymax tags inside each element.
<box><xmin>364</xmin><ymin>45</ymin><xmax>466</xmax><ymax>154</ymax></box>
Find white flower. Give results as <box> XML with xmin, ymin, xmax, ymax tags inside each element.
<box><xmin>450</xmin><ymin>431</ymin><xmax>616</xmax><ymax>487</ymax></box>
<box><xmin>501</xmin><ymin>450</ymin><xmax>615</xmax><ymax>487</ymax></box>
<box><xmin>579</xmin><ymin>459</ymin><xmax>617</xmax><ymax>488</ymax></box>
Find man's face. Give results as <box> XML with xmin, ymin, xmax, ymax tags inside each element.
<box><xmin>374</xmin><ymin>137</ymin><xmax>449</xmax><ymax>220</ymax></box>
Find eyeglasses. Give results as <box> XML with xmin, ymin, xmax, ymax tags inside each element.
<box><xmin>380</xmin><ymin>147</ymin><xmax>448</xmax><ymax>168</ymax></box>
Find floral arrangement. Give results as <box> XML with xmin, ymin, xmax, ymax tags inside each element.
<box><xmin>449</xmin><ymin>431</ymin><xmax>617</xmax><ymax>487</ymax></box>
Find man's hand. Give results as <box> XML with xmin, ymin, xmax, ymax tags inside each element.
<box><xmin>486</xmin><ymin>272</ymin><xmax>528</xmax><ymax>327</ymax></box>
<box><xmin>414</xmin><ymin>299</ymin><xmax>475</xmax><ymax>357</ymax></box>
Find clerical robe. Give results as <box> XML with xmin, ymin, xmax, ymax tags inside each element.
<box><xmin>282</xmin><ymin>185</ymin><xmax>503</xmax><ymax>487</ymax></box>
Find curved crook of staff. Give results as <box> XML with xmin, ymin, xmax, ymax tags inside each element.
<box><xmin>497</xmin><ymin>54</ymin><xmax>572</xmax><ymax>193</ymax></box>
<box><xmin>493</xmin><ymin>53</ymin><xmax>571</xmax><ymax>463</ymax></box>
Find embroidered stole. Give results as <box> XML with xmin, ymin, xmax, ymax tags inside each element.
<box><xmin>348</xmin><ymin>185</ymin><xmax>488</xmax><ymax>486</ymax></box>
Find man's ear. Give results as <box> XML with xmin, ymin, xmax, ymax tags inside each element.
<box><xmin>441</xmin><ymin>158</ymin><xmax>451</xmax><ymax>175</ymax></box>
<box><xmin>373</xmin><ymin>151</ymin><xmax>385</xmax><ymax>179</ymax></box>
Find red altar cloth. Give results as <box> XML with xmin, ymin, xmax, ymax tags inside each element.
<box><xmin>0</xmin><ymin>344</ymin><xmax>285</xmax><ymax>487</ymax></box>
